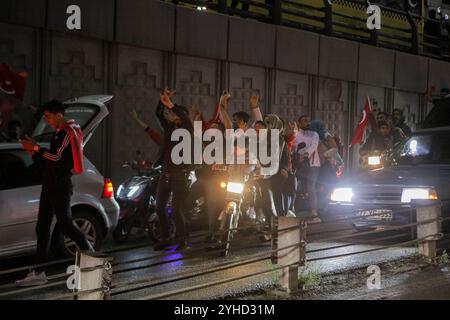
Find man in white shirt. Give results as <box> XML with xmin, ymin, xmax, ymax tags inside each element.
<box><xmin>294</xmin><ymin>115</ymin><xmax>321</xmax><ymax>223</ymax></box>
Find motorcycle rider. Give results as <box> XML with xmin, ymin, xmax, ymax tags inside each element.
<box><xmin>392</xmin><ymin>108</ymin><xmax>412</xmax><ymax>136</ymax></box>
<box><xmin>422</xmin><ymin>87</ymin><xmax>450</xmax><ymax>129</ymax></box>
<box><xmin>220</xmin><ymin>94</ymin><xmax>278</xmax><ymax>232</ymax></box>
<box><xmin>360</xmin><ymin>120</ymin><xmax>405</xmax><ymax>157</ymax></box>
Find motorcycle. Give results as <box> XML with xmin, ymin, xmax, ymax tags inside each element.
<box><xmin>215</xmin><ymin>164</ymin><xmax>257</xmax><ymax>256</ymax></box>
<box><xmin>113</xmin><ymin>150</ymin><xmax>163</xmax><ymax>242</ymax></box>
<box><xmin>360</xmin><ymin>150</ymin><xmax>384</xmax><ymax>171</ymax></box>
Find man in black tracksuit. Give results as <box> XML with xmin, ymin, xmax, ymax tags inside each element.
<box><xmin>16</xmin><ymin>100</ymin><xmax>93</xmax><ymax>287</ymax></box>
<box><xmin>154</xmin><ymin>88</ymin><xmax>194</xmax><ymax>251</ymax></box>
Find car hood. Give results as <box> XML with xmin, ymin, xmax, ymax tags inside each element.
<box><xmin>349</xmin><ymin>165</ymin><xmax>450</xmax><ymax>188</ymax></box>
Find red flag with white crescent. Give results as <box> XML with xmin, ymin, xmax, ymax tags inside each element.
<box><xmin>0</xmin><ymin>63</ymin><xmax>27</xmax><ymax>101</ymax></box>
<box><xmin>0</xmin><ymin>98</ymin><xmax>13</xmax><ymax>130</ymax></box>
<box><xmin>349</xmin><ymin>96</ymin><xmax>372</xmax><ymax>148</ymax></box>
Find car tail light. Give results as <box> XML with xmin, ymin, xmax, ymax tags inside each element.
<box><xmin>102</xmin><ymin>178</ymin><xmax>114</xmax><ymax>198</ymax></box>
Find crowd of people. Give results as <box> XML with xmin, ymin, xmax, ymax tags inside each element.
<box><xmin>130</xmin><ymin>89</ymin><xmax>346</xmax><ymax>250</ymax></box>
<box><xmin>3</xmin><ymin>81</ymin><xmax>450</xmax><ymax>286</ymax></box>
<box><xmin>359</xmin><ymin>103</ymin><xmax>411</xmax><ymax>161</ymax></box>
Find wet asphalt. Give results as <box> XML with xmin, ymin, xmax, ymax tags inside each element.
<box><xmin>0</xmin><ymin>216</ymin><xmax>436</xmax><ymax>300</ymax></box>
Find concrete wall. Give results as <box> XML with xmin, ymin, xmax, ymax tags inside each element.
<box><xmin>1</xmin><ymin>0</ymin><xmax>450</xmax><ymax>183</ymax></box>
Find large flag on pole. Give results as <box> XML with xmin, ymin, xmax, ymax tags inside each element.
<box><xmin>0</xmin><ymin>63</ymin><xmax>28</xmax><ymax>129</ymax></box>
<box><xmin>0</xmin><ymin>63</ymin><xmax>27</xmax><ymax>100</ymax></box>
<box><xmin>349</xmin><ymin>96</ymin><xmax>372</xmax><ymax>148</ymax></box>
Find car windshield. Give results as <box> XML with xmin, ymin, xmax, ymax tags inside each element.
<box><xmin>390</xmin><ymin>133</ymin><xmax>450</xmax><ymax>165</ymax></box>
<box><xmin>32</xmin><ymin>103</ymin><xmax>99</xmax><ymax>142</ymax></box>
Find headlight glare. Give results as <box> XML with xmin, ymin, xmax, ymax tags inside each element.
<box><xmin>368</xmin><ymin>156</ymin><xmax>381</xmax><ymax>166</ymax></box>
<box><xmin>401</xmin><ymin>188</ymin><xmax>438</xmax><ymax>203</ymax></box>
<box><xmin>330</xmin><ymin>188</ymin><xmax>353</xmax><ymax>202</ymax></box>
<box><xmin>227</xmin><ymin>182</ymin><xmax>244</xmax><ymax>194</ymax></box>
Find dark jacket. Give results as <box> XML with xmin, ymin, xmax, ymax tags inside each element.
<box><xmin>154</xmin><ymin>101</ymin><xmax>194</xmax><ymax>173</ymax></box>
<box><xmin>37</xmin><ymin>129</ymin><xmax>74</xmax><ymax>188</ymax></box>
<box><xmin>395</xmin><ymin>119</ymin><xmax>412</xmax><ymax>136</ymax></box>
<box><xmin>422</xmin><ymin>96</ymin><xmax>450</xmax><ymax>129</ymax></box>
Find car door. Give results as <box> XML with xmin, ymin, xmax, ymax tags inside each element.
<box><xmin>0</xmin><ymin>149</ymin><xmax>42</xmax><ymax>256</ymax></box>
<box><xmin>32</xmin><ymin>95</ymin><xmax>113</xmax><ymax>146</ymax></box>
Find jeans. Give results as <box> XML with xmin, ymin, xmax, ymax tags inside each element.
<box><xmin>155</xmin><ymin>172</ymin><xmax>189</xmax><ymax>242</ymax></box>
<box><xmin>256</xmin><ymin>178</ymin><xmax>277</xmax><ymax>225</ymax></box>
<box><xmin>36</xmin><ymin>177</ymin><xmax>91</xmax><ymax>268</ymax></box>
<box><xmin>306</xmin><ymin>166</ymin><xmax>320</xmax><ymax>212</ymax></box>
<box><xmin>189</xmin><ymin>174</ymin><xmax>226</xmax><ymax>235</ymax></box>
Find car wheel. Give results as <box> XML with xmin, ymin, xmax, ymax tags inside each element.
<box><xmin>52</xmin><ymin>209</ymin><xmax>104</xmax><ymax>258</ymax></box>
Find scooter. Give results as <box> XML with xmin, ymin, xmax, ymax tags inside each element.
<box><xmin>113</xmin><ymin>150</ymin><xmax>162</xmax><ymax>242</ymax></box>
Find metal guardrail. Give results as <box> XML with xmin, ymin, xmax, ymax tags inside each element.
<box><xmin>1</xmin><ymin>200</ymin><xmax>447</xmax><ymax>300</ymax></box>
<box><xmin>161</xmin><ymin>0</ymin><xmax>450</xmax><ymax>61</ymax></box>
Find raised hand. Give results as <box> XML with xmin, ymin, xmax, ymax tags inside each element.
<box><xmin>160</xmin><ymin>87</ymin><xmax>175</xmax><ymax>109</ymax></box>
<box><xmin>188</xmin><ymin>105</ymin><xmax>201</xmax><ymax>121</ymax></box>
<box><xmin>250</xmin><ymin>94</ymin><xmax>259</xmax><ymax>109</ymax></box>
<box><xmin>130</xmin><ymin>109</ymin><xmax>139</xmax><ymax>120</ymax></box>
<box><xmin>219</xmin><ymin>90</ymin><xmax>231</xmax><ymax>111</ymax></box>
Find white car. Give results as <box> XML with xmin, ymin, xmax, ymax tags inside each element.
<box><xmin>0</xmin><ymin>95</ymin><xmax>119</xmax><ymax>258</ymax></box>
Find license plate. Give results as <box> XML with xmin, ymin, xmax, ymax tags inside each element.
<box><xmin>358</xmin><ymin>209</ymin><xmax>393</xmax><ymax>221</ymax></box>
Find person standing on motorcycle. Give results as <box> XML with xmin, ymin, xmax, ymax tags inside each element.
<box><xmin>153</xmin><ymin>88</ymin><xmax>193</xmax><ymax>251</ymax></box>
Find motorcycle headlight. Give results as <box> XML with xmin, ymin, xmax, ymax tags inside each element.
<box><xmin>401</xmin><ymin>188</ymin><xmax>438</xmax><ymax>203</ymax></box>
<box><xmin>116</xmin><ymin>185</ymin><xmax>124</xmax><ymax>198</ymax></box>
<box><xmin>227</xmin><ymin>182</ymin><xmax>244</xmax><ymax>194</ymax></box>
<box><xmin>127</xmin><ymin>185</ymin><xmax>144</xmax><ymax>199</ymax></box>
<box><xmin>330</xmin><ymin>188</ymin><xmax>353</xmax><ymax>202</ymax></box>
<box><xmin>368</xmin><ymin>156</ymin><xmax>381</xmax><ymax>166</ymax></box>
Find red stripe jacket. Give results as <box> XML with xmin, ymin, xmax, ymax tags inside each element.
<box><xmin>38</xmin><ymin>120</ymin><xmax>84</xmax><ymax>175</ymax></box>
<box><xmin>60</xmin><ymin>120</ymin><xmax>84</xmax><ymax>174</ymax></box>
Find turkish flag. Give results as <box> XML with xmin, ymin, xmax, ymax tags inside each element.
<box><xmin>0</xmin><ymin>63</ymin><xmax>27</xmax><ymax>101</ymax></box>
<box><xmin>0</xmin><ymin>99</ymin><xmax>13</xmax><ymax>129</ymax></box>
<box><xmin>349</xmin><ymin>96</ymin><xmax>372</xmax><ymax>148</ymax></box>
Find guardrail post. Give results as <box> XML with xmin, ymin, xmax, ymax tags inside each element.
<box><xmin>323</xmin><ymin>0</ymin><xmax>333</xmax><ymax>36</ymax></box>
<box><xmin>369</xmin><ymin>29</ymin><xmax>379</xmax><ymax>46</ymax></box>
<box><xmin>406</xmin><ymin>11</ymin><xmax>420</xmax><ymax>55</ymax></box>
<box><xmin>413</xmin><ymin>200</ymin><xmax>442</xmax><ymax>259</ymax></box>
<box><xmin>271</xmin><ymin>217</ymin><xmax>306</xmax><ymax>293</ymax></box>
<box><xmin>76</xmin><ymin>251</ymin><xmax>113</xmax><ymax>300</ymax></box>
<box><xmin>218</xmin><ymin>0</ymin><xmax>228</xmax><ymax>14</ymax></box>
<box><xmin>272</xmin><ymin>0</ymin><xmax>282</xmax><ymax>25</ymax></box>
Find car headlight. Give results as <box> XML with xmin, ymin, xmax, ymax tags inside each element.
<box><xmin>330</xmin><ymin>188</ymin><xmax>353</xmax><ymax>202</ymax></box>
<box><xmin>227</xmin><ymin>182</ymin><xmax>244</xmax><ymax>194</ymax></box>
<box><xmin>368</xmin><ymin>156</ymin><xmax>381</xmax><ymax>166</ymax></box>
<box><xmin>127</xmin><ymin>185</ymin><xmax>144</xmax><ymax>199</ymax></box>
<box><xmin>401</xmin><ymin>188</ymin><xmax>438</xmax><ymax>203</ymax></box>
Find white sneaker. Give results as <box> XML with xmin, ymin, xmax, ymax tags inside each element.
<box><xmin>15</xmin><ymin>270</ymin><xmax>48</xmax><ymax>287</ymax></box>
<box><xmin>287</xmin><ymin>210</ymin><xmax>297</xmax><ymax>218</ymax></box>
